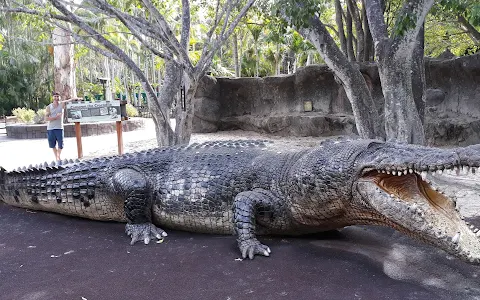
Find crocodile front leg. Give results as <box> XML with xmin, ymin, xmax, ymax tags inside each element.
<box><xmin>111</xmin><ymin>168</ymin><xmax>167</xmax><ymax>245</ymax></box>
<box><xmin>233</xmin><ymin>189</ymin><xmax>282</xmax><ymax>259</ymax></box>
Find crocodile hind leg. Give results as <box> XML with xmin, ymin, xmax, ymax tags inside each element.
<box><xmin>111</xmin><ymin>168</ymin><xmax>167</xmax><ymax>245</ymax></box>
<box><xmin>233</xmin><ymin>189</ymin><xmax>282</xmax><ymax>259</ymax></box>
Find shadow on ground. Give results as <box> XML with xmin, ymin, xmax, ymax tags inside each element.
<box><xmin>1</xmin><ymin>203</ymin><xmax>479</xmax><ymax>300</ymax></box>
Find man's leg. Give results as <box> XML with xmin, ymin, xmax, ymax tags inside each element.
<box><xmin>47</xmin><ymin>130</ymin><xmax>58</xmax><ymax>161</ymax></box>
<box><xmin>55</xmin><ymin>129</ymin><xmax>64</xmax><ymax>161</ymax></box>
<box><xmin>52</xmin><ymin>148</ymin><xmax>58</xmax><ymax>160</ymax></box>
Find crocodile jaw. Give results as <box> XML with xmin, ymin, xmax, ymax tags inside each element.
<box><xmin>355</xmin><ymin>171</ymin><xmax>480</xmax><ymax>265</ymax></box>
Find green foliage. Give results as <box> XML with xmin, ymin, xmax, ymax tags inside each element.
<box><xmin>125</xmin><ymin>103</ymin><xmax>139</xmax><ymax>117</ymax></box>
<box><xmin>33</xmin><ymin>108</ymin><xmax>46</xmax><ymax>124</ymax></box>
<box><xmin>12</xmin><ymin>107</ymin><xmax>36</xmax><ymax>123</ymax></box>
<box><xmin>77</xmin><ymin>82</ymin><xmax>104</xmax><ymax>100</ymax></box>
<box><xmin>393</xmin><ymin>10</ymin><xmax>417</xmax><ymax>37</ymax></box>
<box><xmin>271</xmin><ymin>0</ymin><xmax>324</xmax><ymax>30</ymax></box>
<box><xmin>0</xmin><ymin>50</ymin><xmax>52</xmax><ymax>115</ymax></box>
<box><xmin>439</xmin><ymin>0</ymin><xmax>480</xmax><ymax>26</ymax></box>
<box><xmin>427</xmin><ymin>0</ymin><xmax>480</xmax><ymax>57</ymax></box>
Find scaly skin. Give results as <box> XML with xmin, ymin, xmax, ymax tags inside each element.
<box><xmin>0</xmin><ymin>139</ymin><xmax>479</xmax><ymax>263</ymax></box>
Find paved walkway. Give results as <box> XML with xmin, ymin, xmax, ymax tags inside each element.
<box><xmin>0</xmin><ymin>119</ymin><xmax>158</xmax><ymax>171</ymax></box>
<box><xmin>1</xmin><ymin>120</ymin><xmax>479</xmax><ymax>299</ymax></box>
<box><xmin>1</xmin><ymin>203</ymin><xmax>479</xmax><ymax>300</ymax></box>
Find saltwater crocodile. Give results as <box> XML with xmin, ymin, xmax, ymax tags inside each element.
<box><xmin>0</xmin><ymin>139</ymin><xmax>479</xmax><ymax>263</ymax></box>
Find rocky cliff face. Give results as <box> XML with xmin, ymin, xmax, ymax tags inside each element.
<box><xmin>193</xmin><ymin>54</ymin><xmax>480</xmax><ymax>146</ymax></box>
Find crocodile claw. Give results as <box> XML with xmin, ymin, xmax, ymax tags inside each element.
<box><xmin>125</xmin><ymin>223</ymin><xmax>168</xmax><ymax>245</ymax></box>
<box><xmin>239</xmin><ymin>238</ymin><xmax>271</xmax><ymax>259</ymax></box>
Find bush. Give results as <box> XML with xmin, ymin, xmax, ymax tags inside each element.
<box><xmin>126</xmin><ymin>103</ymin><xmax>139</xmax><ymax>117</ymax></box>
<box><xmin>12</xmin><ymin>107</ymin><xmax>36</xmax><ymax>123</ymax></box>
<box><xmin>33</xmin><ymin>108</ymin><xmax>46</xmax><ymax>124</ymax></box>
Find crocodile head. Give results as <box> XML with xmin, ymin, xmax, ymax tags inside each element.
<box><xmin>353</xmin><ymin>141</ymin><xmax>480</xmax><ymax>264</ymax></box>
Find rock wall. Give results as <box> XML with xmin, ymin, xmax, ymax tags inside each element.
<box><xmin>193</xmin><ymin>54</ymin><xmax>480</xmax><ymax>145</ymax></box>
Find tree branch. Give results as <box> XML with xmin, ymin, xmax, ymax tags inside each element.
<box><xmin>0</xmin><ymin>6</ymin><xmax>71</xmax><ymax>22</ymax></box>
<box><xmin>140</xmin><ymin>0</ymin><xmax>194</xmax><ymax>73</ymax></box>
<box><xmin>391</xmin><ymin>0</ymin><xmax>434</xmax><ymax>45</ymax></box>
<box><xmin>364</xmin><ymin>0</ymin><xmax>388</xmax><ymax>47</ymax></box>
<box><xmin>197</xmin><ymin>0</ymin><xmax>255</xmax><ymax>74</ymax></box>
<box><xmin>48</xmin><ymin>0</ymin><xmax>168</xmax><ymax>124</ymax></box>
<box><xmin>181</xmin><ymin>0</ymin><xmax>190</xmax><ymax>51</ymax></box>
<box><xmin>87</xmin><ymin>0</ymin><xmax>174</xmax><ymax>62</ymax></box>
<box><xmin>51</xmin><ymin>19</ymin><xmax>121</xmax><ymax>60</ymax></box>
<box><xmin>458</xmin><ymin>15</ymin><xmax>480</xmax><ymax>44</ymax></box>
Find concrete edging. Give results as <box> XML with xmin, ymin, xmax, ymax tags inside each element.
<box><xmin>6</xmin><ymin>118</ymin><xmax>146</xmax><ymax>139</ymax></box>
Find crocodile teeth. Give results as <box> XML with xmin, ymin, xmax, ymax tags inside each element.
<box><xmin>474</xmin><ymin>228</ymin><xmax>479</xmax><ymax>233</ymax></box>
<box><xmin>408</xmin><ymin>168</ymin><xmax>413</xmax><ymax>174</ymax></box>
<box><xmin>421</xmin><ymin>171</ymin><xmax>427</xmax><ymax>180</ymax></box>
<box><xmin>386</xmin><ymin>170</ymin><xmax>391</xmax><ymax>174</ymax></box>
<box><xmin>470</xmin><ymin>225</ymin><xmax>475</xmax><ymax>230</ymax></box>
<box><xmin>436</xmin><ymin>169</ymin><xmax>443</xmax><ymax>175</ymax></box>
<box><xmin>397</xmin><ymin>171</ymin><xmax>402</xmax><ymax>176</ymax></box>
<box><xmin>452</xmin><ymin>232</ymin><xmax>461</xmax><ymax>244</ymax></box>
<box><xmin>392</xmin><ymin>170</ymin><xmax>396</xmax><ymax>175</ymax></box>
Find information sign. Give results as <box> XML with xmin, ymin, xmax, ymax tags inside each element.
<box><xmin>66</xmin><ymin>100</ymin><xmax>121</xmax><ymax>123</ymax></box>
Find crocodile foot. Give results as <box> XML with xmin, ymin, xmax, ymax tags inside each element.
<box><xmin>238</xmin><ymin>238</ymin><xmax>271</xmax><ymax>259</ymax></box>
<box><xmin>125</xmin><ymin>223</ymin><xmax>168</xmax><ymax>245</ymax></box>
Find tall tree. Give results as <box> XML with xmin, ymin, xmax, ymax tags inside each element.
<box><xmin>365</xmin><ymin>0</ymin><xmax>433</xmax><ymax>144</ymax></box>
<box><xmin>2</xmin><ymin>0</ymin><xmax>255</xmax><ymax>146</ymax></box>
<box><xmin>52</xmin><ymin>24</ymin><xmax>76</xmax><ymax>100</ymax></box>
<box><xmin>278</xmin><ymin>0</ymin><xmax>434</xmax><ymax>144</ymax></box>
<box><xmin>278</xmin><ymin>1</ymin><xmax>383</xmax><ymax>140</ymax></box>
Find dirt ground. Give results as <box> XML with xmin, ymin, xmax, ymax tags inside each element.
<box><xmin>1</xmin><ymin>118</ymin><xmax>480</xmax><ymax>300</ymax></box>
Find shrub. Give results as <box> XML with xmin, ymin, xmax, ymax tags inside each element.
<box><xmin>33</xmin><ymin>108</ymin><xmax>47</xmax><ymax>124</ymax></box>
<box><xmin>12</xmin><ymin>107</ymin><xmax>36</xmax><ymax>123</ymax></box>
<box><xmin>126</xmin><ymin>103</ymin><xmax>139</xmax><ymax>117</ymax></box>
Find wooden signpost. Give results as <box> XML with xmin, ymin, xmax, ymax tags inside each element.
<box><xmin>66</xmin><ymin>100</ymin><xmax>123</xmax><ymax>159</ymax></box>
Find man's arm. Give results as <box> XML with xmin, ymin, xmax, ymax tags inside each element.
<box><xmin>44</xmin><ymin>105</ymin><xmax>59</xmax><ymax>122</ymax></box>
<box><xmin>60</xmin><ymin>97</ymin><xmax>82</xmax><ymax>108</ymax></box>
<box><xmin>60</xmin><ymin>97</ymin><xmax>82</xmax><ymax>104</ymax></box>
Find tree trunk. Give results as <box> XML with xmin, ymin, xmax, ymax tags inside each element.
<box><xmin>458</xmin><ymin>15</ymin><xmax>480</xmax><ymax>45</ymax></box>
<box><xmin>306</xmin><ymin>51</ymin><xmax>313</xmax><ymax>65</ymax></box>
<box><xmin>233</xmin><ymin>34</ymin><xmax>240</xmax><ymax>77</ymax></box>
<box><xmin>345</xmin><ymin>6</ymin><xmax>356</xmax><ymax>61</ymax></box>
<box><xmin>239</xmin><ymin>34</ymin><xmax>244</xmax><ymax>77</ymax></box>
<box><xmin>334</xmin><ymin>0</ymin><xmax>348</xmax><ymax>56</ymax></box>
<box><xmin>150</xmin><ymin>61</ymin><xmax>180</xmax><ymax>146</ymax></box>
<box><xmin>298</xmin><ymin>18</ymin><xmax>383</xmax><ymax>139</ymax></box>
<box><xmin>361</xmin><ymin>1</ymin><xmax>374</xmax><ymax>61</ymax></box>
<box><xmin>174</xmin><ymin>76</ymin><xmax>199</xmax><ymax>145</ymax></box>
<box><xmin>411</xmin><ymin>25</ymin><xmax>426</xmax><ymax>124</ymax></box>
<box><xmin>53</xmin><ymin>25</ymin><xmax>76</xmax><ymax>100</ymax></box>
<box><xmin>255</xmin><ymin>43</ymin><xmax>259</xmax><ymax>77</ymax></box>
<box><xmin>347</xmin><ymin>0</ymin><xmax>365</xmax><ymax>61</ymax></box>
<box><xmin>365</xmin><ymin>0</ymin><xmax>433</xmax><ymax>144</ymax></box>
<box><xmin>377</xmin><ymin>42</ymin><xmax>425</xmax><ymax>144</ymax></box>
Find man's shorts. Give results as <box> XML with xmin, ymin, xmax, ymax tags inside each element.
<box><xmin>47</xmin><ymin>129</ymin><xmax>64</xmax><ymax>149</ymax></box>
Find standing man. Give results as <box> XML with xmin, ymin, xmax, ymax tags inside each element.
<box><xmin>45</xmin><ymin>92</ymin><xmax>79</xmax><ymax>163</ymax></box>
